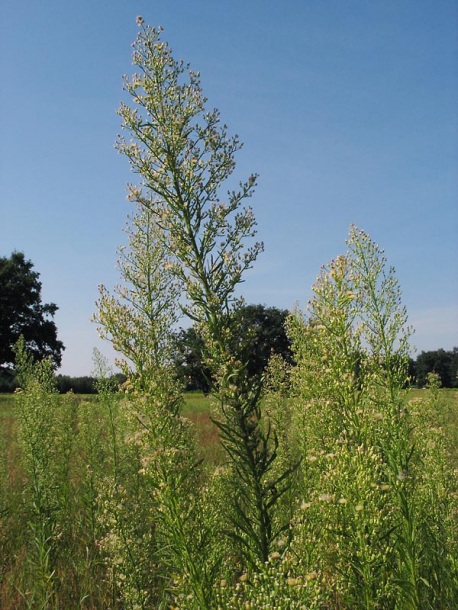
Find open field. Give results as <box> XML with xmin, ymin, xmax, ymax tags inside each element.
<box><xmin>2</xmin><ymin>387</ymin><xmax>457</xmax><ymax>466</ymax></box>
<box><xmin>1</xmin><ymin>388</ymin><xmax>457</xmax><ymax>608</ymax></box>
<box><xmin>2</xmin><ymin>388</ymin><xmax>457</xmax><ymax>481</ymax></box>
<box><xmin>2</xmin><ymin>388</ymin><xmax>458</xmax><ymax>465</ymax></box>
<box><xmin>408</xmin><ymin>388</ymin><xmax>458</xmax><ymax>465</ymax></box>
<box><xmin>7</xmin><ymin>385</ymin><xmax>456</xmax><ymax>422</ymax></box>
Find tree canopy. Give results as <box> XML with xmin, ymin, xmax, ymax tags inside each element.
<box><xmin>0</xmin><ymin>251</ymin><xmax>64</xmax><ymax>370</ymax></box>
<box><xmin>413</xmin><ymin>347</ymin><xmax>458</xmax><ymax>388</ymax></box>
<box><xmin>172</xmin><ymin>304</ymin><xmax>293</xmax><ymax>391</ymax></box>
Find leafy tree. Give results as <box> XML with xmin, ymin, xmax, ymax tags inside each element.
<box><xmin>172</xmin><ymin>304</ymin><xmax>293</xmax><ymax>391</ymax></box>
<box><xmin>0</xmin><ymin>368</ymin><xmax>17</xmax><ymax>392</ymax></box>
<box><xmin>231</xmin><ymin>304</ymin><xmax>293</xmax><ymax>376</ymax></box>
<box><xmin>415</xmin><ymin>348</ymin><xmax>458</xmax><ymax>388</ymax></box>
<box><xmin>0</xmin><ymin>251</ymin><xmax>64</xmax><ymax>370</ymax></box>
<box><xmin>453</xmin><ymin>347</ymin><xmax>458</xmax><ymax>386</ymax></box>
<box><xmin>172</xmin><ymin>325</ymin><xmax>211</xmax><ymax>392</ymax></box>
<box><xmin>55</xmin><ymin>375</ymin><xmax>97</xmax><ymax>394</ymax></box>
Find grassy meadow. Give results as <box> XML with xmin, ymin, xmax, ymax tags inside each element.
<box><xmin>2</xmin><ymin>387</ymin><xmax>457</xmax><ymax>468</ymax></box>
<box><xmin>0</xmin><ymin>386</ymin><xmax>457</xmax><ymax>608</ymax></box>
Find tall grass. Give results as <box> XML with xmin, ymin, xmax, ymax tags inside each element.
<box><xmin>1</xmin><ymin>24</ymin><xmax>456</xmax><ymax>602</ymax></box>
<box><xmin>0</xmin><ymin>385</ymin><xmax>457</xmax><ymax>608</ymax></box>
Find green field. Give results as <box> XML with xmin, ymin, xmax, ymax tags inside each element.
<box><xmin>2</xmin><ymin>387</ymin><xmax>457</xmax><ymax>462</ymax></box>
<box><xmin>1</xmin><ymin>388</ymin><xmax>457</xmax><ymax>608</ymax></box>
<box><xmin>2</xmin><ymin>388</ymin><xmax>457</xmax><ymax>463</ymax></box>
<box><xmin>2</xmin><ymin>388</ymin><xmax>457</xmax><ymax>475</ymax></box>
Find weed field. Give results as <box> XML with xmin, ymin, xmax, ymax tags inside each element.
<box><xmin>0</xmin><ymin>387</ymin><xmax>457</xmax><ymax>608</ymax></box>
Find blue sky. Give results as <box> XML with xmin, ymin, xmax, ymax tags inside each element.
<box><xmin>1</xmin><ymin>0</ymin><xmax>457</xmax><ymax>375</ymax></box>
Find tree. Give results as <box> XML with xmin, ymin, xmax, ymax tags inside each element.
<box><xmin>231</xmin><ymin>303</ymin><xmax>293</xmax><ymax>377</ymax></box>
<box><xmin>171</xmin><ymin>325</ymin><xmax>211</xmax><ymax>392</ymax></box>
<box><xmin>172</xmin><ymin>304</ymin><xmax>293</xmax><ymax>391</ymax></box>
<box><xmin>415</xmin><ymin>348</ymin><xmax>458</xmax><ymax>388</ymax></box>
<box><xmin>453</xmin><ymin>347</ymin><xmax>458</xmax><ymax>386</ymax></box>
<box><xmin>0</xmin><ymin>251</ymin><xmax>64</xmax><ymax>370</ymax></box>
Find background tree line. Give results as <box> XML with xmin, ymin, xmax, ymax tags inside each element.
<box><xmin>172</xmin><ymin>320</ymin><xmax>458</xmax><ymax>390</ymax></box>
<box><xmin>0</xmin><ymin>251</ymin><xmax>456</xmax><ymax>392</ymax></box>
<box><xmin>410</xmin><ymin>347</ymin><xmax>458</xmax><ymax>388</ymax></box>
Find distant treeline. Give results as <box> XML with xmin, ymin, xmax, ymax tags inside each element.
<box><xmin>0</xmin><ymin>348</ymin><xmax>456</xmax><ymax>393</ymax></box>
<box><xmin>0</xmin><ymin>372</ymin><xmax>127</xmax><ymax>394</ymax></box>
<box><xmin>410</xmin><ymin>347</ymin><xmax>458</xmax><ymax>388</ymax></box>
<box><xmin>54</xmin><ymin>374</ymin><xmax>127</xmax><ymax>394</ymax></box>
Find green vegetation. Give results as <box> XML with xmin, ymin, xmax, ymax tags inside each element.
<box><xmin>413</xmin><ymin>348</ymin><xmax>458</xmax><ymax>388</ymax></box>
<box><xmin>0</xmin><ymin>251</ymin><xmax>64</xmax><ymax>372</ymax></box>
<box><xmin>171</xmin><ymin>304</ymin><xmax>293</xmax><ymax>392</ymax></box>
<box><xmin>1</xmin><ymin>21</ymin><xmax>456</xmax><ymax>609</ymax></box>
<box><xmin>0</xmin><ymin>387</ymin><xmax>457</xmax><ymax>607</ymax></box>
<box><xmin>182</xmin><ymin>391</ymin><xmax>212</xmax><ymax>414</ymax></box>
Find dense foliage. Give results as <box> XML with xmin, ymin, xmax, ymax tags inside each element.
<box><xmin>172</xmin><ymin>318</ymin><xmax>457</xmax><ymax>392</ymax></box>
<box><xmin>54</xmin><ymin>373</ymin><xmax>127</xmax><ymax>394</ymax></box>
<box><xmin>172</xmin><ymin>304</ymin><xmax>293</xmax><ymax>392</ymax></box>
<box><xmin>413</xmin><ymin>347</ymin><xmax>458</xmax><ymax>388</ymax></box>
<box><xmin>0</xmin><ymin>251</ymin><xmax>64</xmax><ymax>370</ymax></box>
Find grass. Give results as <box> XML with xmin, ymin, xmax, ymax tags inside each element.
<box><xmin>182</xmin><ymin>391</ymin><xmax>212</xmax><ymax>414</ymax></box>
<box><xmin>3</xmin><ymin>389</ymin><xmax>457</xmax><ymax>470</ymax></box>
<box><xmin>407</xmin><ymin>388</ymin><xmax>458</xmax><ymax>462</ymax></box>
<box><xmin>2</xmin><ymin>388</ymin><xmax>457</xmax><ymax>448</ymax></box>
<box><xmin>1</xmin><ymin>387</ymin><xmax>457</xmax><ymax>608</ymax></box>
<box><xmin>0</xmin><ymin>394</ymin><xmax>15</xmax><ymax>417</ymax></box>
<box><xmin>0</xmin><ymin>390</ymin><xmax>220</xmax><ymax>468</ymax></box>
<box><xmin>182</xmin><ymin>392</ymin><xmax>224</xmax><ymax>465</ymax></box>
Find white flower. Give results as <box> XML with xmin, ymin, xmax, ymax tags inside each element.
<box><xmin>319</xmin><ymin>493</ymin><xmax>333</xmax><ymax>502</ymax></box>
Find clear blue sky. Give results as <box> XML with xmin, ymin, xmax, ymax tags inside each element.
<box><xmin>1</xmin><ymin>0</ymin><xmax>457</xmax><ymax>376</ymax></box>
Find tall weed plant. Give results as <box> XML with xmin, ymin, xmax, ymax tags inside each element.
<box><xmin>13</xmin><ymin>338</ymin><xmax>78</xmax><ymax>608</ymax></box>
<box><xmin>284</xmin><ymin>227</ymin><xmax>458</xmax><ymax>608</ymax></box>
<box><xmin>113</xmin><ymin>19</ymin><xmax>296</xmax><ymax>579</ymax></box>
